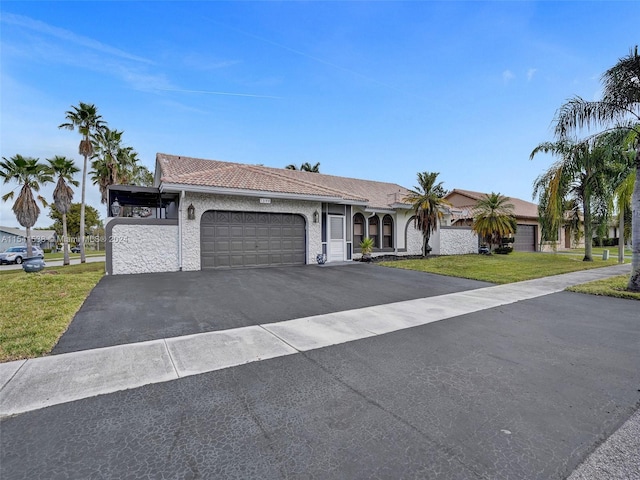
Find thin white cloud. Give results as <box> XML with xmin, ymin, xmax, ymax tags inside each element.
<box><xmin>182</xmin><ymin>54</ymin><xmax>241</xmax><ymax>71</ymax></box>
<box><xmin>154</xmin><ymin>87</ymin><xmax>281</xmax><ymax>99</ymax></box>
<box><xmin>2</xmin><ymin>13</ymin><xmax>280</xmax><ymax>101</ymax></box>
<box><xmin>502</xmin><ymin>70</ymin><xmax>515</xmax><ymax>84</ymax></box>
<box><xmin>527</xmin><ymin>68</ymin><xmax>537</xmax><ymax>81</ymax></box>
<box><xmin>0</xmin><ymin>12</ymin><xmax>154</xmax><ymax>65</ymax></box>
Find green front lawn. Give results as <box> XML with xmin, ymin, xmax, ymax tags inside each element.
<box><xmin>379</xmin><ymin>252</ymin><xmax>622</xmax><ymax>284</ymax></box>
<box><xmin>0</xmin><ymin>263</ymin><xmax>104</xmax><ymax>362</ymax></box>
<box><xmin>44</xmin><ymin>251</ymin><xmax>104</xmax><ymax>261</ymax></box>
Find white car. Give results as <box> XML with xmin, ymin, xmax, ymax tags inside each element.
<box><xmin>0</xmin><ymin>246</ymin><xmax>45</xmax><ymax>264</ymax></box>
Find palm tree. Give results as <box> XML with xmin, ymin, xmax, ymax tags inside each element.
<box><xmin>285</xmin><ymin>162</ymin><xmax>321</xmax><ymax>172</ymax></box>
<box><xmin>47</xmin><ymin>156</ymin><xmax>79</xmax><ymax>265</ymax></box>
<box><xmin>615</xmin><ymin>172</ymin><xmax>634</xmax><ymax>263</ymax></box>
<box><xmin>531</xmin><ymin>139</ymin><xmax>616</xmax><ymax>261</ymax></box>
<box><xmin>472</xmin><ymin>193</ymin><xmax>517</xmax><ymax>251</ymax></box>
<box><xmin>91</xmin><ymin>127</ymin><xmax>126</xmax><ymax>205</ymax></box>
<box><xmin>129</xmin><ymin>163</ymin><xmax>154</xmax><ymax>186</ymax></box>
<box><xmin>403</xmin><ymin>171</ymin><xmax>449</xmax><ymax>255</ymax></box>
<box><xmin>554</xmin><ymin>46</ymin><xmax>640</xmax><ymax>290</ymax></box>
<box><xmin>0</xmin><ymin>155</ymin><xmax>53</xmax><ymax>257</ymax></box>
<box><xmin>59</xmin><ymin>102</ymin><xmax>106</xmax><ymax>263</ymax></box>
<box><xmin>91</xmin><ymin>128</ymin><xmax>147</xmax><ymax>209</ymax></box>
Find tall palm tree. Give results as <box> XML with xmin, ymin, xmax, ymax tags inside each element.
<box><xmin>615</xmin><ymin>172</ymin><xmax>634</xmax><ymax>263</ymax></box>
<box><xmin>47</xmin><ymin>156</ymin><xmax>79</xmax><ymax>265</ymax></box>
<box><xmin>472</xmin><ymin>193</ymin><xmax>517</xmax><ymax>251</ymax></box>
<box><xmin>129</xmin><ymin>163</ymin><xmax>154</xmax><ymax>186</ymax></box>
<box><xmin>403</xmin><ymin>171</ymin><xmax>449</xmax><ymax>255</ymax></box>
<box><xmin>91</xmin><ymin>128</ymin><xmax>145</xmax><ymax>209</ymax></box>
<box><xmin>0</xmin><ymin>155</ymin><xmax>53</xmax><ymax>257</ymax></box>
<box><xmin>59</xmin><ymin>102</ymin><xmax>106</xmax><ymax>263</ymax></box>
<box><xmin>554</xmin><ymin>46</ymin><xmax>640</xmax><ymax>290</ymax></box>
<box><xmin>91</xmin><ymin>127</ymin><xmax>125</xmax><ymax>205</ymax></box>
<box><xmin>285</xmin><ymin>162</ymin><xmax>321</xmax><ymax>172</ymax></box>
<box><xmin>531</xmin><ymin>139</ymin><xmax>615</xmax><ymax>261</ymax></box>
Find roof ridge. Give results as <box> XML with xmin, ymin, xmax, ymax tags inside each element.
<box><xmin>271</xmin><ymin>165</ymin><xmax>408</xmax><ymax>190</ymax></box>
<box><xmin>247</xmin><ymin>165</ymin><xmax>368</xmax><ymax>201</ymax></box>
<box><xmin>158</xmin><ymin>154</ymin><xmax>247</xmax><ymax>183</ymax></box>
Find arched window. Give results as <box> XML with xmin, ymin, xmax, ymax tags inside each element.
<box><xmin>368</xmin><ymin>215</ymin><xmax>379</xmax><ymax>248</ymax></box>
<box><xmin>383</xmin><ymin>215</ymin><xmax>393</xmax><ymax>248</ymax></box>
<box><xmin>353</xmin><ymin>213</ymin><xmax>365</xmax><ymax>247</ymax></box>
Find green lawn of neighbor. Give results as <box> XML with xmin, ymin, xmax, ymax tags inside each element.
<box><xmin>0</xmin><ymin>262</ymin><xmax>104</xmax><ymax>362</ymax></box>
<box><xmin>379</xmin><ymin>251</ymin><xmax>623</xmax><ymax>284</ymax></box>
<box><xmin>44</xmin><ymin>251</ymin><xmax>104</xmax><ymax>261</ymax></box>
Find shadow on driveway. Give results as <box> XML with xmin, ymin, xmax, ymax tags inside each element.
<box><xmin>52</xmin><ymin>263</ymin><xmax>491</xmax><ymax>354</ymax></box>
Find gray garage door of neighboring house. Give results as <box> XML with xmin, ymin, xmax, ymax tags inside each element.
<box><xmin>201</xmin><ymin>211</ymin><xmax>306</xmax><ymax>268</ymax></box>
<box><xmin>514</xmin><ymin>224</ymin><xmax>537</xmax><ymax>252</ymax></box>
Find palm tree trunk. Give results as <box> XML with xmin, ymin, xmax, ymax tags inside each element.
<box><xmin>627</xmin><ymin>156</ymin><xmax>640</xmax><ymax>291</ymax></box>
<box><xmin>583</xmin><ymin>191</ymin><xmax>593</xmax><ymax>262</ymax></box>
<box><xmin>80</xmin><ymin>152</ymin><xmax>87</xmax><ymax>263</ymax></box>
<box><xmin>62</xmin><ymin>212</ymin><xmax>70</xmax><ymax>266</ymax></box>
<box><xmin>618</xmin><ymin>205</ymin><xmax>625</xmax><ymax>264</ymax></box>
<box><xmin>26</xmin><ymin>226</ymin><xmax>32</xmax><ymax>258</ymax></box>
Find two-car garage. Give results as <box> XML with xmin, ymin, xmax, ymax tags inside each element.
<box><xmin>201</xmin><ymin>211</ymin><xmax>306</xmax><ymax>268</ymax></box>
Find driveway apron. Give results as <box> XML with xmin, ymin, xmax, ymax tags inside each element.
<box><xmin>52</xmin><ymin>263</ymin><xmax>492</xmax><ymax>354</ymax></box>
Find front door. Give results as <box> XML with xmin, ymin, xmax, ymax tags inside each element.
<box><xmin>328</xmin><ymin>215</ymin><xmax>345</xmax><ymax>262</ymax></box>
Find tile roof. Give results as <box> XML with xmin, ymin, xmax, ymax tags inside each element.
<box><xmin>445</xmin><ymin>189</ymin><xmax>538</xmax><ymax>219</ymax></box>
<box><xmin>157</xmin><ymin>153</ymin><xmax>413</xmax><ymax>209</ymax></box>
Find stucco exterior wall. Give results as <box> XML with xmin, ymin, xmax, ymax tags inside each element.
<box><xmin>439</xmin><ymin>227</ymin><xmax>478</xmax><ymax>255</ymax></box>
<box><xmin>181</xmin><ymin>193</ymin><xmax>321</xmax><ymax>271</ymax></box>
<box><xmin>110</xmin><ymin>223</ymin><xmax>179</xmax><ymax>275</ymax></box>
<box><xmin>404</xmin><ymin>218</ymin><xmax>424</xmax><ymax>256</ymax></box>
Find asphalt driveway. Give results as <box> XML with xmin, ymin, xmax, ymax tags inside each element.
<box><xmin>52</xmin><ymin>263</ymin><xmax>491</xmax><ymax>354</ymax></box>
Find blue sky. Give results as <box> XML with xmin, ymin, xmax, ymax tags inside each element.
<box><xmin>1</xmin><ymin>1</ymin><xmax>637</xmax><ymax>228</ymax></box>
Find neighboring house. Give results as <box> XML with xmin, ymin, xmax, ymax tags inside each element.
<box><xmin>444</xmin><ymin>189</ymin><xmax>543</xmax><ymax>252</ymax></box>
<box><xmin>105</xmin><ymin>154</ymin><xmax>478</xmax><ymax>275</ymax></box>
<box><xmin>0</xmin><ymin>226</ymin><xmax>57</xmax><ymax>251</ymax></box>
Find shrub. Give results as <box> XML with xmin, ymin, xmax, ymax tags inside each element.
<box><xmin>494</xmin><ymin>246</ymin><xmax>513</xmax><ymax>254</ymax></box>
<box><xmin>592</xmin><ymin>238</ymin><xmax>619</xmax><ymax>247</ymax></box>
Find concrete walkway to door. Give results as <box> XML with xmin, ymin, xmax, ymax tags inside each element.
<box><xmin>0</xmin><ymin>263</ymin><xmax>631</xmax><ymax>418</ymax></box>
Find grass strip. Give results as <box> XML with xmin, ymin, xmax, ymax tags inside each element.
<box><xmin>567</xmin><ymin>275</ymin><xmax>640</xmax><ymax>301</ymax></box>
<box><xmin>0</xmin><ymin>263</ymin><xmax>104</xmax><ymax>362</ymax></box>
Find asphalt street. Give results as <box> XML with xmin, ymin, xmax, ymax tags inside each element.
<box><xmin>2</xmin><ymin>266</ymin><xmax>639</xmax><ymax>479</ymax></box>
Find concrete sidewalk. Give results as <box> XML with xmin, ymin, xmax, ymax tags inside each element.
<box><xmin>0</xmin><ymin>263</ymin><xmax>631</xmax><ymax>418</ymax></box>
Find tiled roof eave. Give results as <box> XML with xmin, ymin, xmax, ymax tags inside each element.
<box><xmin>159</xmin><ymin>182</ymin><xmax>369</xmax><ymax>204</ymax></box>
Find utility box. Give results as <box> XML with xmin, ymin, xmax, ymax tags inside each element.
<box><xmin>602</xmin><ymin>249</ymin><xmax>609</xmax><ymax>261</ymax></box>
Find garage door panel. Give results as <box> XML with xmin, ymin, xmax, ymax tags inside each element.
<box><xmin>515</xmin><ymin>224</ymin><xmax>536</xmax><ymax>252</ymax></box>
<box><xmin>201</xmin><ymin>210</ymin><xmax>306</xmax><ymax>268</ymax></box>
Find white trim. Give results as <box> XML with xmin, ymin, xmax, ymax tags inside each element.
<box><xmin>179</xmin><ymin>190</ymin><xmax>184</xmax><ymax>271</ymax></box>
<box><xmin>363</xmin><ymin>207</ymin><xmax>396</xmax><ymax>215</ymax></box>
<box><xmin>327</xmin><ymin>215</ymin><xmax>346</xmax><ymax>262</ymax></box>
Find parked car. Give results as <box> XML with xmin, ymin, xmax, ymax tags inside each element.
<box><xmin>70</xmin><ymin>246</ymin><xmax>81</xmax><ymax>253</ymax></box>
<box><xmin>0</xmin><ymin>246</ymin><xmax>45</xmax><ymax>264</ymax></box>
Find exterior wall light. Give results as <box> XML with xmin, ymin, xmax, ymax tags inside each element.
<box><xmin>187</xmin><ymin>203</ymin><xmax>195</xmax><ymax>220</ymax></box>
<box><xmin>111</xmin><ymin>198</ymin><xmax>121</xmax><ymax>217</ymax></box>
<box><xmin>313</xmin><ymin>210</ymin><xmax>319</xmax><ymax>223</ymax></box>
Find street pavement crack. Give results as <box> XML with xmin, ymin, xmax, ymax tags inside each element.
<box><xmin>299</xmin><ymin>350</ymin><xmax>493</xmax><ymax>480</ymax></box>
